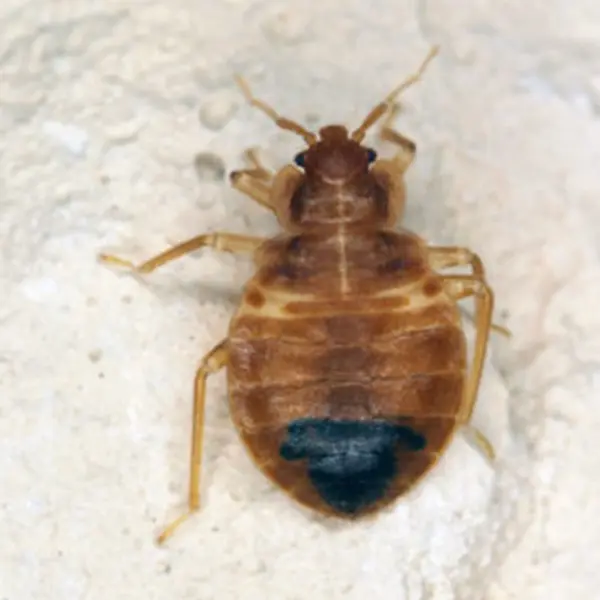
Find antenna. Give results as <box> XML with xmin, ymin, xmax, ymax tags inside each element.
<box><xmin>351</xmin><ymin>46</ymin><xmax>439</xmax><ymax>143</ymax></box>
<box><xmin>235</xmin><ymin>75</ymin><xmax>317</xmax><ymax>146</ymax></box>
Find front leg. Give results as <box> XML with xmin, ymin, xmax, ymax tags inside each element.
<box><xmin>99</xmin><ymin>232</ymin><xmax>264</xmax><ymax>274</ymax></box>
<box><xmin>377</xmin><ymin>103</ymin><xmax>417</xmax><ymax>175</ymax></box>
<box><xmin>240</xmin><ymin>147</ymin><xmax>274</xmax><ymax>182</ymax></box>
<box><xmin>230</xmin><ymin>147</ymin><xmax>276</xmax><ymax>212</ymax></box>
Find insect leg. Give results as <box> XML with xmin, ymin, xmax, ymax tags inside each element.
<box><xmin>230</xmin><ymin>170</ymin><xmax>274</xmax><ymax>210</ymax></box>
<box><xmin>98</xmin><ymin>232</ymin><xmax>264</xmax><ymax>274</ymax></box>
<box><xmin>157</xmin><ymin>339</ymin><xmax>228</xmax><ymax>545</ymax></box>
<box><xmin>442</xmin><ymin>274</ymin><xmax>496</xmax><ymax>460</ymax></box>
<box><xmin>229</xmin><ymin>147</ymin><xmax>276</xmax><ymax>211</ymax></box>
<box><xmin>241</xmin><ymin>147</ymin><xmax>274</xmax><ymax>182</ymax></box>
<box><xmin>427</xmin><ymin>245</ymin><xmax>486</xmax><ymax>275</ymax></box>
<box><xmin>427</xmin><ymin>246</ymin><xmax>511</xmax><ymax>337</ymax></box>
<box><xmin>378</xmin><ymin>104</ymin><xmax>417</xmax><ymax>175</ymax></box>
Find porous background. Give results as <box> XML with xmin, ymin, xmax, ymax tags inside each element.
<box><xmin>1</xmin><ymin>1</ymin><xmax>599</xmax><ymax>599</ymax></box>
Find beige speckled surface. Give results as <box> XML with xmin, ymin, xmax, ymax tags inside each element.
<box><xmin>2</xmin><ymin>1</ymin><xmax>600</xmax><ymax>599</ymax></box>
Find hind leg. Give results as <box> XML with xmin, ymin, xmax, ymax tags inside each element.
<box><xmin>428</xmin><ymin>246</ymin><xmax>511</xmax><ymax>459</ymax></box>
<box><xmin>442</xmin><ymin>273</ymin><xmax>496</xmax><ymax>461</ymax></box>
<box><xmin>157</xmin><ymin>340</ymin><xmax>229</xmax><ymax>544</ymax></box>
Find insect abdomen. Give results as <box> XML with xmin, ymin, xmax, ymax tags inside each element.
<box><xmin>227</xmin><ymin>311</ymin><xmax>465</xmax><ymax>514</ymax></box>
<box><xmin>226</xmin><ymin>229</ymin><xmax>467</xmax><ymax>515</ymax></box>
<box><xmin>228</xmin><ymin>310</ymin><xmax>465</xmax><ymax>426</ymax></box>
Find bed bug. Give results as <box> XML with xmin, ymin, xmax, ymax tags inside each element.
<box><xmin>99</xmin><ymin>46</ymin><xmax>509</xmax><ymax>544</ymax></box>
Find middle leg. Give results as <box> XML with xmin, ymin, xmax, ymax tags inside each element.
<box><xmin>427</xmin><ymin>245</ymin><xmax>486</xmax><ymax>277</ymax></box>
<box><xmin>99</xmin><ymin>232</ymin><xmax>264</xmax><ymax>274</ymax></box>
<box><xmin>427</xmin><ymin>246</ymin><xmax>511</xmax><ymax>337</ymax></box>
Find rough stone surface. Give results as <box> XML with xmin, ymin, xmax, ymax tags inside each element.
<box><xmin>1</xmin><ymin>2</ymin><xmax>599</xmax><ymax>599</ymax></box>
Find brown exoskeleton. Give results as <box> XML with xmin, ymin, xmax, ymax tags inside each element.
<box><xmin>99</xmin><ymin>46</ymin><xmax>509</xmax><ymax>544</ymax></box>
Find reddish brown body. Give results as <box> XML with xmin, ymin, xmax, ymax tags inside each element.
<box><xmin>100</xmin><ymin>47</ymin><xmax>500</xmax><ymax>541</ymax></box>
<box><xmin>227</xmin><ymin>127</ymin><xmax>466</xmax><ymax>517</ymax></box>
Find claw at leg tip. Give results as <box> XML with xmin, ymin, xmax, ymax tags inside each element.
<box><xmin>492</xmin><ymin>323</ymin><xmax>512</xmax><ymax>338</ymax></box>
<box><xmin>474</xmin><ymin>429</ymin><xmax>496</xmax><ymax>462</ymax></box>
<box><xmin>97</xmin><ymin>253</ymin><xmax>136</xmax><ymax>271</ymax></box>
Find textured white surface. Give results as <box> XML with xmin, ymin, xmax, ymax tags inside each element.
<box><xmin>1</xmin><ymin>1</ymin><xmax>599</xmax><ymax>599</ymax></box>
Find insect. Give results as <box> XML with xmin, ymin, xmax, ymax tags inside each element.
<box><xmin>99</xmin><ymin>46</ymin><xmax>509</xmax><ymax>544</ymax></box>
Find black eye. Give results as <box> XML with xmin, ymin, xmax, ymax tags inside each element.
<box><xmin>367</xmin><ymin>148</ymin><xmax>377</xmax><ymax>163</ymax></box>
<box><xmin>294</xmin><ymin>152</ymin><xmax>306</xmax><ymax>168</ymax></box>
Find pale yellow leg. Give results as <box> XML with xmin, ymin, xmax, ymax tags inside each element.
<box><xmin>157</xmin><ymin>340</ymin><xmax>228</xmax><ymax>545</ymax></box>
<box><xmin>241</xmin><ymin>147</ymin><xmax>274</xmax><ymax>182</ymax></box>
<box><xmin>429</xmin><ymin>245</ymin><xmax>508</xmax><ymax>460</ymax></box>
<box><xmin>428</xmin><ymin>245</ymin><xmax>487</xmax><ymax>278</ymax></box>
<box><xmin>98</xmin><ymin>232</ymin><xmax>263</xmax><ymax>274</ymax></box>
<box><xmin>427</xmin><ymin>246</ymin><xmax>511</xmax><ymax>338</ymax></box>
<box><xmin>378</xmin><ymin>103</ymin><xmax>417</xmax><ymax>174</ymax></box>
<box><xmin>229</xmin><ymin>170</ymin><xmax>274</xmax><ymax>211</ymax></box>
<box><xmin>443</xmin><ymin>274</ymin><xmax>496</xmax><ymax>461</ymax></box>
<box><xmin>229</xmin><ymin>147</ymin><xmax>276</xmax><ymax>211</ymax></box>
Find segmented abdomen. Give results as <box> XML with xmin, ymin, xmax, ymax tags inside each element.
<box><xmin>225</xmin><ymin>229</ymin><xmax>467</xmax><ymax>514</ymax></box>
